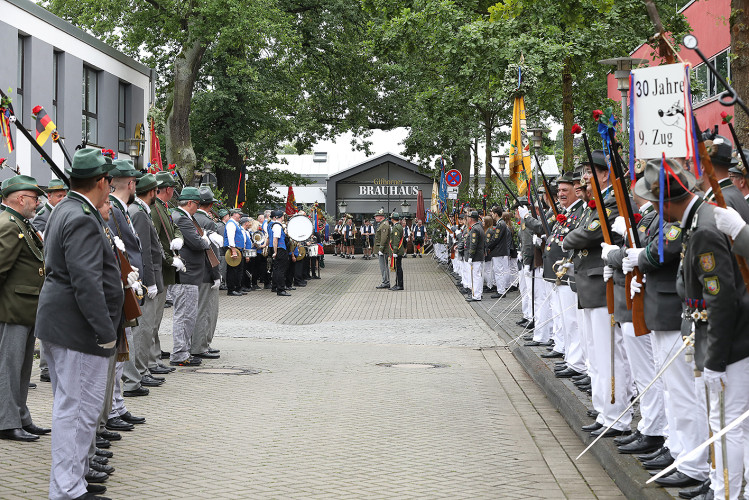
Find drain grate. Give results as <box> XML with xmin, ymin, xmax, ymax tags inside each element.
<box><xmin>376</xmin><ymin>362</ymin><xmax>448</xmax><ymax>369</ymax></box>
<box><xmin>189</xmin><ymin>367</ymin><xmax>262</xmax><ymax>375</ymax></box>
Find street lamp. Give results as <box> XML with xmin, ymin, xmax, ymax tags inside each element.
<box><xmin>598</xmin><ymin>57</ymin><xmax>648</xmax><ymax>131</ymax></box>
<box><xmin>128</xmin><ymin>138</ymin><xmax>145</xmax><ymax>171</ymax></box>
<box><xmin>526</xmin><ymin>127</ymin><xmax>549</xmax><ymax>185</ymax></box>
<box><xmin>338</xmin><ymin>200</ymin><xmax>348</xmax><ymax>215</ymax></box>
<box><xmin>497</xmin><ymin>155</ymin><xmax>507</xmax><ymax>177</ymax></box>
<box><xmin>400</xmin><ymin>199</ymin><xmax>411</xmax><ymax>215</ymax></box>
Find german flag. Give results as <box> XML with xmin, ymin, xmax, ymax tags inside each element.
<box><xmin>32</xmin><ymin>105</ymin><xmax>55</xmax><ymax>147</ymax></box>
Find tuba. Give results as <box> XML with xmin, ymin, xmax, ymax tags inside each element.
<box><xmin>253</xmin><ymin>231</ymin><xmax>269</xmax><ymax>257</ymax></box>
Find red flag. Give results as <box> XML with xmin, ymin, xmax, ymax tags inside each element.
<box><xmin>235</xmin><ymin>168</ymin><xmax>245</xmax><ymax>208</ymax></box>
<box><xmin>0</xmin><ymin>107</ymin><xmax>13</xmax><ymax>153</ymax></box>
<box><xmin>285</xmin><ymin>185</ymin><xmax>297</xmax><ymax>215</ymax></box>
<box><xmin>149</xmin><ymin>117</ymin><xmax>163</xmax><ymax>172</ymax></box>
<box><xmin>32</xmin><ymin>105</ymin><xmax>55</xmax><ymax>146</ymax></box>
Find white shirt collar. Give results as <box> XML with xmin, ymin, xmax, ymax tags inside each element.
<box><xmin>639</xmin><ymin>201</ymin><xmax>653</xmax><ymax>214</ymax></box>
<box><xmin>135</xmin><ymin>197</ymin><xmax>151</xmax><ymax>214</ymax></box>
<box><xmin>71</xmin><ymin>191</ymin><xmax>99</xmax><ymax>213</ymax></box>
<box><xmin>679</xmin><ymin>195</ymin><xmax>699</xmax><ymax>225</ymax></box>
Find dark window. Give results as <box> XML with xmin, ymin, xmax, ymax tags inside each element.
<box><xmin>17</xmin><ymin>37</ymin><xmax>25</xmax><ymax>115</ymax></box>
<box><xmin>693</xmin><ymin>49</ymin><xmax>731</xmax><ymax>105</ymax></box>
<box><xmin>82</xmin><ymin>66</ymin><xmax>98</xmax><ymax>144</ymax></box>
<box><xmin>118</xmin><ymin>82</ymin><xmax>127</xmax><ymax>153</ymax></box>
<box><xmin>52</xmin><ymin>52</ymin><xmax>60</xmax><ymax>124</ymax></box>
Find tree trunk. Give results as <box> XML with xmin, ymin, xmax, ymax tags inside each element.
<box><xmin>216</xmin><ymin>140</ymin><xmax>243</xmax><ymax>207</ymax></box>
<box><xmin>732</xmin><ymin>1</ymin><xmax>749</xmax><ymax>145</ymax></box>
<box><xmin>473</xmin><ymin>137</ymin><xmax>479</xmax><ymax>194</ymax></box>
<box><xmin>453</xmin><ymin>145</ymin><xmax>471</xmax><ymax>200</ymax></box>
<box><xmin>561</xmin><ymin>56</ymin><xmax>574</xmax><ymax>172</ymax></box>
<box><xmin>484</xmin><ymin>112</ymin><xmax>493</xmax><ymax>198</ymax></box>
<box><xmin>165</xmin><ymin>37</ymin><xmax>207</xmax><ymax>185</ymax></box>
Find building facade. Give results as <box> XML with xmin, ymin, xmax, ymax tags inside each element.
<box><xmin>0</xmin><ymin>0</ymin><xmax>154</xmax><ymax>185</ymax></box>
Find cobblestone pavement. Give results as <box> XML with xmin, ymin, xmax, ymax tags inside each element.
<box><xmin>3</xmin><ymin>255</ymin><xmax>624</xmax><ymax>499</ymax></box>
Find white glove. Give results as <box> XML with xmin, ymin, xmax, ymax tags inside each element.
<box><xmin>208</xmin><ymin>231</ymin><xmax>224</xmax><ymax>247</ymax></box>
<box><xmin>600</xmin><ymin>242</ymin><xmax>619</xmax><ymax>263</ymax></box>
<box><xmin>611</xmin><ymin>216</ymin><xmax>626</xmax><ymax>237</ymax></box>
<box><xmin>714</xmin><ymin>206</ymin><xmax>746</xmax><ymax>239</ymax></box>
<box><xmin>112</xmin><ymin>236</ymin><xmax>126</xmax><ymax>253</ymax></box>
<box><xmin>553</xmin><ymin>259</ymin><xmax>564</xmax><ymax>269</ymax></box>
<box><xmin>147</xmin><ymin>285</ymin><xmax>158</xmax><ymax>299</ymax></box>
<box><xmin>630</xmin><ymin>275</ymin><xmax>645</xmax><ymax>299</ymax></box>
<box><xmin>170</xmin><ymin>238</ymin><xmax>184</xmax><ymax>251</ymax></box>
<box><xmin>378</xmin><ymin>251</ymin><xmax>383</xmax><ymax>256</ymax></box>
<box><xmin>532</xmin><ymin>235</ymin><xmax>543</xmax><ymax>247</ymax></box>
<box><xmin>131</xmin><ymin>280</ymin><xmax>143</xmax><ymax>297</ymax></box>
<box><xmin>127</xmin><ymin>270</ymin><xmax>139</xmax><ymax>287</ymax></box>
<box><xmin>392</xmin><ymin>253</ymin><xmax>397</xmax><ymax>258</ymax></box>
<box><xmin>201</xmin><ymin>233</ymin><xmax>210</xmax><ymax>246</ymax></box>
<box><xmin>211</xmin><ymin>279</ymin><xmax>221</xmax><ymax>290</ymax></box>
<box><xmin>524</xmin><ymin>265</ymin><xmax>531</xmax><ymax>274</ymax></box>
<box><xmin>518</xmin><ymin>206</ymin><xmax>529</xmax><ymax>219</ymax></box>
<box><xmin>603</xmin><ymin>265</ymin><xmax>614</xmax><ymax>282</ymax></box>
<box><xmin>467</xmin><ymin>259</ymin><xmax>473</xmax><ymax>265</ymax></box>
<box><xmin>97</xmin><ymin>340</ymin><xmax>116</xmax><ymax>349</ymax></box>
<box><xmin>622</xmin><ymin>247</ymin><xmax>645</xmax><ymax>274</ymax></box>
<box><xmin>703</xmin><ymin>368</ymin><xmax>727</xmax><ymax>394</ymax></box>
<box><xmin>172</xmin><ymin>256</ymin><xmax>187</xmax><ymax>273</ymax></box>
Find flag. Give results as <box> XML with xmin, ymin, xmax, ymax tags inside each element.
<box><xmin>32</xmin><ymin>106</ymin><xmax>55</xmax><ymax>147</ymax></box>
<box><xmin>509</xmin><ymin>93</ymin><xmax>532</xmax><ymax>196</ymax></box>
<box><xmin>235</xmin><ymin>167</ymin><xmax>245</xmax><ymax>208</ymax></box>
<box><xmin>285</xmin><ymin>185</ymin><xmax>297</xmax><ymax>215</ymax></box>
<box><xmin>0</xmin><ymin>107</ymin><xmax>13</xmax><ymax>153</ymax></box>
<box><xmin>438</xmin><ymin>157</ymin><xmax>448</xmax><ymax>212</ymax></box>
<box><xmin>149</xmin><ymin>117</ymin><xmax>163</xmax><ymax>172</ymax></box>
<box><xmin>430</xmin><ymin>179</ymin><xmax>439</xmax><ymax>214</ymax></box>
<box><xmin>313</xmin><ymin>202</ymin><xmax>318</xmax><ymax>234</ymax></box>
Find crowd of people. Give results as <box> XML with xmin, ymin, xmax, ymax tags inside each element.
<box><xmin>331</xmin><ymin>215</ymin><xmax>428</xmax><ymax>261</ymax></box>
<box><xmin>447</xmin><ymin>132</ymin><xmax>749</xmax><ymax>500</ymax></box>
<box><xmin>0</xmin><ymin>147</ymin><xmax>331</xmax><ymax>500</ymax></box>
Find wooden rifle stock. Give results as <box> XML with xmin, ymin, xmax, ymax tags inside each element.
<box><xmin>118</xmin><ymin>247</ymin><xmax>142</xmax><ymax>322</ymax></box>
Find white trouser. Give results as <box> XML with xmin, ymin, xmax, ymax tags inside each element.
<box><xmin>707</xmin><ymin>356</ymin><xmax>749</xmax><ymax>499</ymax></box>
<box><xmin>461</xmin><ymin>259</ymin><xmax>470</xmax><ymax>287</ymax></box>
<box><xmin>650</xmin><ymin>330</ymin><xmax>709</xmax><ymax>481</ymax></box>
<box><xmin>469</xmin><ymin>262</ymin><xmax>483</xmax><ymax>300</ymax></box>
<box><xmin>492</xmin><ymin>256</ymin><xmax>508</xmax><ymax>293</ymax></box>
<box><xmin>533</xmin><ymin>269</ymin><xmax>553</xmax><ymax>343</ymax></box>
<box><xmin>508</xmin><ymin>257</ymin><xmax>520</xmax><ymax>290</ymax></box>
<box><xmin>621</xmin><ymin>323</ymin><xmax>666</xmax><ymax>437</ymax></box>
<box><xmin>561</xmin><ymin>286</ymin><xmax>585</xmax><ymax>373</ymax></box>
<box><xmin>550</xmin><ymin>285</ymin><xmax>565</xmax><ymax>354</ymax></box>
<box><xmin>580</xmin><ymin>309</ymin><xmax>601</xmax><ymax>421</ymax></box>
<box><xmin>587</xmin><ymin>308</ymin><xmax>632</xmax><ymax>431</ymax></box>
<box><xmin>483</xmin><ymin>261</ymin><xmax>495</xmax><ymax>289</ymax></box>
<box><xmin>519</xmin><ymin>266</ymin><xmax>532</xmax><ymax>320</ymax></box>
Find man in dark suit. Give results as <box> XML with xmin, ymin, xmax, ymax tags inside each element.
<box><xmin>36</xmin><ymin>148</ymin><xmax>122</xmax><ymax>500</ymax></box>
<box><xmin>0</xmin><ymin>175</ymin><xmax>49</xmax><ymax>442</ymax></box>
<box><xmin>170</xmin><ymin>187</ymin><xmax>211</xmax><ymax>366</ymax></box>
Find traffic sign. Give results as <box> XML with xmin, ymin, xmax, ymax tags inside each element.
<box><xmin>447</xmin><ymin>186</ymin><xmax>459</xmax><ymax>199</ymax></box>
<box><xmin>445</xmin><ymin>169</ymin><xmax>462</xmax><ymax>187</ymax></box>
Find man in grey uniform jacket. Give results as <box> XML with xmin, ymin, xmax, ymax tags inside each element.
<box><xmin>170</xmin><ymin>187</ymin><xmax>212</xmax><ymax>365</ymax></box>
<box><xmin>191</xmin><ymin>186</ymin><xmax>222</xmax><ymax>359</ymax></box>
<box><xmin>36</xmin><ymin>148</ymin><xmax>122</xmax><ymax>500</ymax></box>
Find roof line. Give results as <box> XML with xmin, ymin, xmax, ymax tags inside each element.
<box><xmin>9</xmin><ymin>0</ymin><xmax>152</xmax><ymax>76</ymax></box>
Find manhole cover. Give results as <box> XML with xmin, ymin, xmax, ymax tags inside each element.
<box><xmin>377</xmin><ymin>362</ymin><xmax>447</xmax><ymax>369</ymax></box>
<box><xmin>191</xmin><ymin>367</ymin><xmax>261</xmax><ymax>375</ymax></box>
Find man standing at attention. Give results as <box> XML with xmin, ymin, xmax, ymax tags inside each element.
<box><xmin>373</xmin><ymin>208</ymin><xmax>391</xmax><ymax>289</ymax></box>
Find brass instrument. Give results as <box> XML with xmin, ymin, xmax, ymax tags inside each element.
<box><xmin>297</xmin><ymin>244</ymin><xmax>307</xmax><ymax>259</ymax></box>
<box><xmin>553</xmin><ymin>256</ymin><xmax>572</xmax><ymax>285</ymax></box>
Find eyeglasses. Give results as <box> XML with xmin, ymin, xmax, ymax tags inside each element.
<box><xmin>20</xmin><ymin>194</ymin><xmax>39</xmax><ymax>203</ymax></box>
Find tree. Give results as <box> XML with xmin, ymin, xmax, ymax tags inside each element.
<box><xmin>731</xmin><ymin>0</ymin><xmax>749</xmax><ymax>145</ymax></box>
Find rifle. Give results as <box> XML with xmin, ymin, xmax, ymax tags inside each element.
<box><xmin>533</xmin><ymin>153</ymin><xmax>559</xmax><ymax>217</ymax></box>
<box><xmin>606</xmin><ymin>128</ymin><xmax>650</xmax><ymax>337</ymax></box>
<box><xmin>489</xmin><ymin>164</ymin><xmax>521</xmax><ymax>206</ymax></box>
<box><xmin>0</xmin><ymin>89</ymin><xmax>69</xmax><ymax>187</ymax></box>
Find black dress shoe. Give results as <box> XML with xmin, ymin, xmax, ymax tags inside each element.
<box><xmin>618</xmin><ymin>434</ymin><xmax>665</xmax><ymax>454</ymax></box>
<box><xmin>581</xmin><ymin>422</ymin><xmax>603</xmax><ymax>432</ymax></box>
<box><xmin>96</xmin><ymin>437</ymin><xmax>111</xmax><ymax>449</ymax></box>
<box><xmin>208</xmin><ymin>347</ymin><xmax>220</xmax><ymax>354</ymax></box>
<box><xmin>92</xmin><ymin>455</ymin><xmax>109</xmax><ymax>465</ymax></box>
<box><xmin>554</xmin><ymin>364</ymin><xmax>568</xmax><ymax>372</ymax></box>
<box><xmin>98</xmin><ymin>430</ymin><xmax>121</xmax><ymax>441</ymax></box>
<box><xmin>86</xmin><ymin>484</ymin><xmax>107</xmax><ymax>494</ymax></box>
<box><xmin>123</xmin><ymin>387</ymin><xmax>150</xmax><ymax>397</ymax></box>
<box><xmin>590</xmin><ymin>427</ymin><xmax>628</xmax><ymax>438</ymax></box>
<box><xmin>679</xmin><ymin>479</ymin><xmax>710</xmax><ymax>499</ymax></box>
<box><xmin>169</xmin><ymin>357</ymin><xmax>201</xmax><ymax>367</ymax></box>
<box><xmin>522</xmin><ymin>335</ymin><xmax>534</xmax><ymax>341</ymax></box>
<box><xmin>277</xmin><ymin>291</ymin><xmax>291</xmax><ymax>296</ymax></box>
<box><xmin>227</xmin><ymin>291</ymin><xmax>243</xmax><ymax>296</ymax></box>
<box><xmin>389</xmin><ymin>286</ymin><xmax>403</xmax><ymax>291</ymax></box>
<box><xmin>571</xmin><ymin>374</ymin><xmax>589</xmax><ymax>382</ymax></box>
<box><xmin>89</xmin><ymin>461</ymin><xmax>115</xmax><ymax>475</ymax></box>
<box><xmin>465</xmin><ymin>297</ymin><xmax>481</xmax><ymax>302</ymax></box>
<box><xmin>654</xmin><ymin>470</ymin><xmax>700</xmax><ymax>488</ymax></box>
<box><xmin>516</xmin><ymin>318</ymin><xmax>529</xmax><ymax>326</ymax></box>
<box><xmin>294</xmin><ymin>282</ymin><xmax>307</xmax><ymax>287</ymax></box>
<box><xmin>149</xmin><ymin>365</ymin><xmax>171</xmax><ymax>375</ymax></box>
<box><xmin>376</xmin><ymin>284</ymin><xmax>390</xmax><ymax>289</ymax></box>
<box><xmin>85</xmin><ymin>470</ymin><xmax>109</xmax><ymax>483</ymax></box>
<box><xmin>524</xmin><ymin>341</ymin><xmax>542</xmax><ymax>346</ymax></box>
<box><xmin>287</xmin><ymin>286</ymin><xmax>296</xmax><ymax>290</ymax></box>
<box><xmin>524</xmin><ymin>321</ymin><xmax>534</xmax><ymax>329</ymax></box>
<box><xmin>577</xmin><ymin>384</ymin><xmax>591</xmax><ymax>391</ymax></box>
<box><xmin>638</xmin><ymin>446</ymin><xmax>668</xmax><ymax>462</ymax></box>
<box><xmin>120</xmin><ymin>411</ymin><xmax>145</xmax><ymax>424</ymax></box>
<box><xmin>614</xmin><ymin>430</ymin><xmax>640</xmax><ymax>446</ymax></box>
<box><xmin>141</xmin><ymin>375</ymin><xmax>164</xmax><ymax>387</ymax></box>
<box><xmin>574</xmin><ymin>377</ymin><xmax>592</xmax><ymax>386</ymax></box>
<box><xmin>490</xmin><ymin>293</ymin><xmax>503</xmax><ymax>299</ymax></box>
<box><xmin>95</xmin><ymin>448</ymin><xmax>113</xmax><ymax>458</ymax></box>
<box><xmin>556</xmin><ymin>368</ymin><xmax>582</xmax><ymax>378</ymax></box>
<box><xmin>40</xmin><ymin>372</ymin><xmax>51</xmax><ymax>382</ymax></box>
<box><xmin>22</xmin><ymin>423</ymin><xmax>51</xmax><ymax>435</ymax></box>
<box><xmin>586</xmin><ymin>409</ymin><xmax>599</xmax><ymax>418</ymax></box>
<box><xmin>146</xmin><ymin>373</ymin><xmax>165</xmax><ymax>381</ymax></box>
<box><xmin>28</xmin><ymin>382</ymin><xmax>37</xmax><ymax>389</ymax></box>
<box><xmin>160</xmin><ymin>350</ymin><xmax>170</xmax><ymax>359</ymax></box>
<box><xmin>0</xmin><ymin>428</ymin><xmax>39</xmax><ymax>441</ymax></box>
<box><xmin>642</xmin><ymin>449</ymin><xmax>675</xmax><ymax>470</ymax></box>
<box><xmin>74</xmin><ymin>492</ymin><xmax>111</xmax><ymax>500</ymax></box>
<box><xmin>192</xmin><ymin>351</ymin><xmax>220</xmax><ymax>359</ymax></box>
<box><xmin>156</xmin><ymin>363</ymin><xmax>175</xmax><ymax>372</ymax></box>
<box><xmin>542</xmin><ymin>351</ymin><xmax>564</xmax><ymax>359</ymax></box>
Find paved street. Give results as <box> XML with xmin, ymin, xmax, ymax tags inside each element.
<box><xmin>2</xmin><ymin>255</ymin><xmax>624</xmax><ymax>499</ymax></box>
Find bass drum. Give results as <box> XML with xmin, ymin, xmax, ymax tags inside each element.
<box><xmin>287</xmin><ymin>214</ymin><xmax>313</xmax><ymax>242</ymax></box>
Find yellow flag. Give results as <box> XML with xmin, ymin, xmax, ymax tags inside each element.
<box><xmin>430</xmin><ymin>179</ymin><xmax>439</xmax><ymax>214</ymax></box>
<box><xmin>509</xmin><ymin>95</ymin><xmax>532</xmax><ymax>196</ymax></box>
